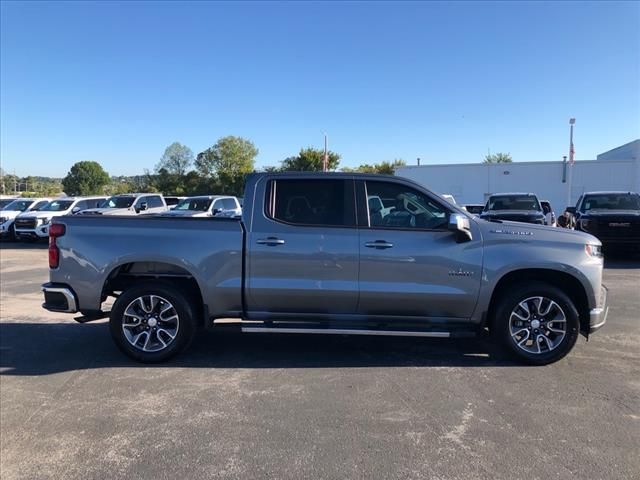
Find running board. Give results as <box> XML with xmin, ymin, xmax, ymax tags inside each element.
<box><xmin>241</xmin><ymin>326</ymin><xmax>454</xmax><ymax>338</ymax></box>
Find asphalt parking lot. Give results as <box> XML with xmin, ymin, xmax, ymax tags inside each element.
<box><xmin>0</xmin><ymin>242</ymin><xmax>638</xmax><ymax>480</ymax></box>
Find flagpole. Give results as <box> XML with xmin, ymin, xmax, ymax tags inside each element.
<box><xmin>566</xmin><ymin>118</ymin><xmax>575</xmax><ymax>208</ymax></box>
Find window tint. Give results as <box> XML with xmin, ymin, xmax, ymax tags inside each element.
<box><xmin>221</xmin><ymin>198</ymin><xmax>237</xmax><ymax>209</ymax></box>
<box><xmin>268</xmin><ymin>179</ymin><xmax>354</xmax><ymax>227</ymax></box>
<box><xmin>365</xmin><ymin>181</ymin><xmax>449</xmax><ymax>230</ymax></box>
<box><xmin>146</xmin><ymin>196</ymin><xmax>164</xmax><ymax>208</ymax></box>
<box><xmin>31</xmin><ymin>201</ymin><xmax>50</xmax><ymax>211</ymax></box>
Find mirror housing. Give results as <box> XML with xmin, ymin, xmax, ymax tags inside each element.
<box><xmin>71</xmin><ymin>207</ymin><xmax>81</xmax><ymax>214</ymax></box>
<box><xmin>212</xmin><ymin>208</ymin><xmax>222</xmax><ymax>216</ymax></box>
<box><xmin>448</xmin><ymin>214</ymin><xmax>473</xmax><ymax>242</ymax></box>
<box><xmin>137</xmin><ymin>202</ymin><xmax>148</xmax><ymax>212</ymax></box>
<box><xmin>566</xmin><ymin>206</ymin><xmax>576</xmax><ymax>214</ymax></box>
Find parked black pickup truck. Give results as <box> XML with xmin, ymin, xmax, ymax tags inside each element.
<box><xmin>480</xmin><ymin>193</ymin><xmax>547</xmax><ymax>225</ymax></box>
<box><xmin>569</xmin><ymin>191</ymin><xmax>640</xmax><ymax>251</ymax></box>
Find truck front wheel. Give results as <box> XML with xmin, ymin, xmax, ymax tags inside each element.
<box><xmin>494</xmin><ymin>282</ymin><xmax>580</xmax><ymax>365</ymax></box>
<box><xmin>109</xmin><ymin>281</ymin><xmax>196</xmax><ymax>363</ymax></box>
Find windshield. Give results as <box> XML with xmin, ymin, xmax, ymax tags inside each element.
<box><xmin>173</xmin><ymin>198</ymin><xmax>213</xmax><ymax>212</ymax></box>
<box><xmin>581</xmin><ymin>194</ymin><xmax>640</xmax><ymax>212</ymax></box>
<box><xmin>0</xmin><ymin>199</ymin><xmax>16</xmax><ymax>209</ymax></box>
<box><xmin>100</xmin><ymin>196</ymin><xmax>135</xmax><ymax>208</ymax></box>
<box><xmin>486</xmin><ymin>195</ymin><xmax>541</xmax><ymax>211</ymax></box>
<box><xmin>39</xmin><ymin>200</ymin><xmax>74</xmax><ymax>212</ymax></box>
<box><xmin>2</xmin><ymin>200</ymin><xmax>33</xmax><ymax>212</ymax></box>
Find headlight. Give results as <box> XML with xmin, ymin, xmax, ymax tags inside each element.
<box><xmin>41</xmin><ymin>217</ymin><xmax>51</xmax><ymax>225</ymax></box>
<box><xmin>585</xmin><ymin>243</ymin><xmax>603</xmax><ymax>258</ymax></box>
<box><xmin>580</xmin><ymin>219</ymin><xmax>592</xmax><ymax>231</ymax></box>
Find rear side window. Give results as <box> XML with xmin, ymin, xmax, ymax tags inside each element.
<box><xmin>267</xmin><ymin>179</ymin><xmax>355</xmax><ymax>227</ymax></box>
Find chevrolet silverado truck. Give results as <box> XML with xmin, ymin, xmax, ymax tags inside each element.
<box><xmin>42</xmin><ymin>173</ymin><xmax>609</xmax><ymax>365</ymax></box>
<box><xmin>480</xmin><ymin>193</ymin><xmax>547</xmax><ymax>225</ymax></box>
<box><xmin>568</xmin><ymin>191</ymin><xmax>640</xmax><ymax>252</ymax></box>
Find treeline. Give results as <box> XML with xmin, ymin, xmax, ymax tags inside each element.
<box><xmin>5</xmin><ymin>136</ymin><xmax>407</xmax><ymax>197</ymax></box>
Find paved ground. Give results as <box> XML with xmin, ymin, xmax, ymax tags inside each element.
<box><xmin>0</xmin><ymin>242</ymin><xmax>638</xmax><ymax>480</ymax></box>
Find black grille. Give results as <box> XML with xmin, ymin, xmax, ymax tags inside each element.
<box><xmin>14</xmin><ymin>218</ymin><xmax>37</xmax><ymax>229</ymax></box>
<box><xmin>593</xmin><ymin>217</ymin><xmax>640</xmax><ymax>241</ymax></box>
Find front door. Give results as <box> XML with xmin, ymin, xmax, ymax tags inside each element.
<box><xmin>246</xmin><ymin>177</ymin><xmax>359</xmax><ymax>317</ymax></box>
<box><xmin>357</xmin><ymin>179</ymin><xmax>483</xmax><ymax>320</ymax></box>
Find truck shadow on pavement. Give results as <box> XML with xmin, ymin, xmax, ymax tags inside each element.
<box><xmin>0</xmin><ymin>321</ymin><xmax>521</xmax><ymax>375</ymax></box>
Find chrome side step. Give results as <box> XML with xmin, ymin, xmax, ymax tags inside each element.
<box><xmin>241</xmin><ymin>326</ymin><xmax>451</xmax><ymax>338</ymax></box>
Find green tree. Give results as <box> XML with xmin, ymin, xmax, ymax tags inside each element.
<box><xmin>62</xmin><ymin>161</ymin><xmax>110</xmax><ymax>195</ymax></box>
<box><xmin>195</xmin><ymin>136</ymin><xmax>258</xmax><ymax>196</ymax></box>
<box><xmin>483</xmin><ymin>152</ymin><xmax>512</xmax><ymax>164</ymax></box>
<box><xmin>156</xmin><ymin>142</ymin><xmax>193</xmax><ymax>176</ymax></box>
<box><xmin>342</xmin><ymin>159</ymin><xmax>406</xmax><ymax>174</ymax></box>
<box><xmin>280</xmin><ymin>147</ymin><xmax>341</xmax><ymax>172</ymax></box>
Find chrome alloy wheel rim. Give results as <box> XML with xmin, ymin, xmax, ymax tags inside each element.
<box><xmin>122</xmin><ymin>295</ymin><xmax>179</xmax><ymax>352</ymax></box>
<box><xmin>508</xmin><ymin>296</ymin><xmax>567</xmax><ymax>354</ymax></box>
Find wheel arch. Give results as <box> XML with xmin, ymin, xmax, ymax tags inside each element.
<box><xmin>102</xmin><ymin>261</ymin><xmax>207</xmax><ymax>326</ymax></box>
<box><xmin>485</xmin><ymin>268</ymin><xmax>590</xmax><ymax>335</ymax></box>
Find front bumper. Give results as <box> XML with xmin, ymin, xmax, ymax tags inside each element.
<box><xmin>589</xmin><ymin>285</ymin><xmax>609</xmax><ymax>333</ymax></box>
<box><xmin>15</xmin><ymin>227</ymin><xmax>48</xmax><ymax>239</ymax></box>
<box><xmin>42</xmin><ymin>283</ymin><xmax>78</xmax><ymax>313</ymax></box>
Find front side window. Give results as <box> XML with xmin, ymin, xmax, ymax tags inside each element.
<box><xmin>175</xmin><ymin>198</ymin><xmax>212</xmax><ymax>211</ymax></box>
<box><xmin>221</xmin><ymin>198</ymin><xmax>237</xmax><ymax>210</ymax></box>
<box><xmin>102</xmin><ymin>196</ymin><xmax>135</xmax><ymax>208</ymax></box>
<box><xmin>40</xmin><ymin>200</ymin><xmax>74</xmax><ymax>212</ymax></box>
<box><xmin>581</xmin><ymin>194</ymin><xmax>640</xmax><ymax>212</ymax></box>
<box><xmin>146</xmin><ymin>196</ymin><xmax>164</xmax><ymax>208</ymax></box>
<box><xmin>268</xmin><ymin>179</ymin><xmax>354</xmax><ymax>227</ymax></box>
<box><xmin>365</xmin><ymin>181</ymin><xmax>449</xmax><ymax>230</ymax></box>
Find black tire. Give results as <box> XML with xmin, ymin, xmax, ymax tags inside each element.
<box><xmin>8</xmin><ymin>224</ymin><xmax>17</xmax><ymax>242</ymax></box>
<box><xmin>109</xmin><ymin>281</ymin><xmax>197</xmax><ymax>363</ymax></box>
<box><xmin>493</xmin><ymin>282</ymin><xmax>580</xmax><ymax>365</ymax></box>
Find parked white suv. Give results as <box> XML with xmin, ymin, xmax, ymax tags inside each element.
<box><xmin>14</xmin><ymin>197</ymin><xmax>106</xmax><ymax>241</ymax></box>
<box><xmin>162</xmin><ymin>195</ymin><xmax>242</xmax><ymax>217</ymax></box>
<box><xmin>79</xmin><ymin>193</ymin><xmax>167</xmax><ymax>216</ymax></box>
<box><xmin>0</xmin><ymin>198</ymin><xmax>51</xmax><ymax>241</ymax></box>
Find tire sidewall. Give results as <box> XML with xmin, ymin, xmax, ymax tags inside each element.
<box><xmin>495</xmin><ymin>282</ymin><xmax>580</xmax><ymax>365</ymax></box>
<box><xmin>109</xmin><ymin>281</ymin><xmax>196</xmax><ymax>363</ymax></box>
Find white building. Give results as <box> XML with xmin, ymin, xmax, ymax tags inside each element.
<box><xmin>396</xmin><ymin>139</ymin><xmax>640</xmax><ymax>212</ymax></box>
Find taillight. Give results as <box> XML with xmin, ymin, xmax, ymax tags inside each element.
<box><xmin>49</xmin><ymin>224</ymin><xmax>66</xmax><ymax>269</ymax></box>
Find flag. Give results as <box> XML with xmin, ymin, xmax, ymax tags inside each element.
<box><xmin>569</xmin><ymin>140</ymin><xmax>575</xmax><ymax>165</ymax></box>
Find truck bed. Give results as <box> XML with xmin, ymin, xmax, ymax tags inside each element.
<box><xmin>49</xmin><ymin>215</ymin><xmax>244</xmax><ymax>317</ymax></box>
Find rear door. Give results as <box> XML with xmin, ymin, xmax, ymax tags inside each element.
<box><xmin>357</xmin><ymin>179</ymin><xmax>483</xmax><ymax>320</ymax></box>
<box><xmin>246</xmin><ymin>177</ymin><xmax>359</xmax><ymax>317</ymax></box>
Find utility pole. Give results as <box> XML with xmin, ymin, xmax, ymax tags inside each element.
<box><xmin>323</xmin><ymin>133</ymin><xmax>328</xmax><ymax>172</ymax></box>
<box><xmin>566</xmin><ymin>118</ymin><xmax>576</xmax><ymax>207</ymax></box>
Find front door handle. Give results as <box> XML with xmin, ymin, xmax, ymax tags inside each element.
<box><xmin>257</xmin><ymin>237</ymin><xmax>285</xmax><ymax>246</ymax></box>
<box><xmin>364</xmin><ymin>240</ymin><xmax>394</xmax><ymax>249</ymax></box>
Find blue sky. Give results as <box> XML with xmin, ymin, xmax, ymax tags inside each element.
<box><xmin>1</xmin><ymin>1</ymin><xmax>639</xmax><ymax>177</ymax></box>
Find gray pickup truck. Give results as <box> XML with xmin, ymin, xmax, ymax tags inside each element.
<box><xmin>42</xmin><ymin>173</ymin><xmax>609</xmax><ymax>365</ymax></box>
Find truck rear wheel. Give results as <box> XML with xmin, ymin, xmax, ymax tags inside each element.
<box><xmin>109</xmin><ymin>281</ymin><xmax>196</xmax><ymax>363</ymax></box>
<box><xmin>494</xmin><ymin>282</ymin><xmax>580</xmax><ymax>365</ymax></box>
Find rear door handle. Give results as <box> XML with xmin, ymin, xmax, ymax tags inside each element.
<box><xmin>257</xmin><ymin>237</ymin><xmax>285</xmax><ymax>246</ymax></box>
<box><xmin>364</xmin><ymin>240</ymin><xmax>394</xmax><ymax>249</ymax></box>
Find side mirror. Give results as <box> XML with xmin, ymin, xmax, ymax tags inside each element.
<box><xmin>448</xmin><ymin>213</ymin><xmax>473</xmax><ymax>242</ymax></box>
<box><xmin>138</xmin><ymin>202</ymin><xmax>148</xmax><ymax>212</ymax></box>
<box><xmin>212</xmin><ymin>208</ymin><xmax>222</xmax><ymax>216</ymax></box>
<box><xmin>72</xmin><ymin>207</ymin><xmax>81</xmax><ymax>214</ymax></box>
<box><xmin>566</xmin><ymin>206</ymin><xmax>576</xmax><ymax>214</ymax></box>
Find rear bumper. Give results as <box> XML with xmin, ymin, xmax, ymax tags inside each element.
<box><xmin>589</xmin><ymin>285</ymin><xmax>609</xmax><ymax>333</ymax></box>
<box><xmin>42</xmin><ymin>283</ymin><xmax>78</xmax><ymax>313</ymax></box>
